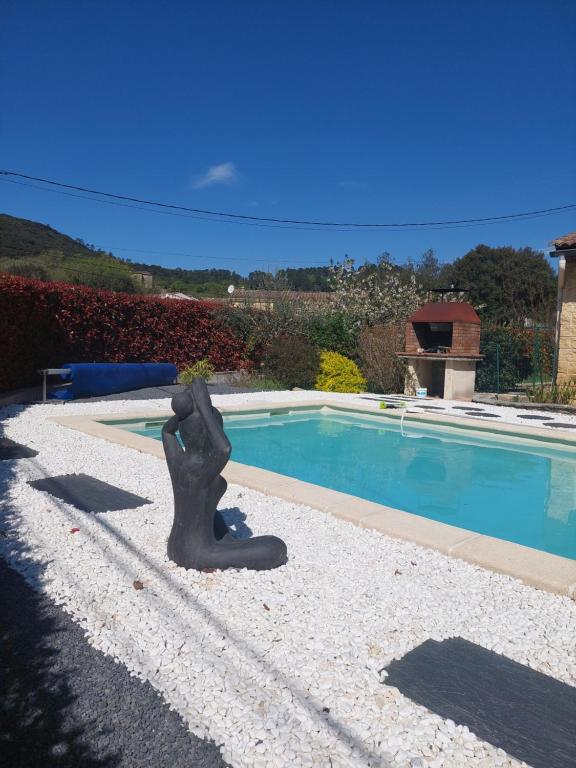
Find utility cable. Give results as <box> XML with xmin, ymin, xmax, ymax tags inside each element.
<box><xmin>1</xmin><ymin>169</ymin><xmax>575</xmax><ymax>230</ymax></box>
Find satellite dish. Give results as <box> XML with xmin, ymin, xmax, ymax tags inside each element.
<box><xmin>227</xmin><ymin>284</ymin><xmax>235</xmax><ymax>294</ymax></box>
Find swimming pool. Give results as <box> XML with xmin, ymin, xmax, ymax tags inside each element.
<box><xmin>114</xmin><ymin>409</ymin><xmax>576</xmax><ymax>560</ymax></box>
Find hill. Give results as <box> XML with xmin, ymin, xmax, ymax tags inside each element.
<box><xmin>0</xmin><ymin>214</ymin><xmax>243</xmax><ymax>295</ymax></box>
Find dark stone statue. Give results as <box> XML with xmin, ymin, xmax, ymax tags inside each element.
<box><xmin>162</xmin><ymin>378</ymin><xmax>287</xmax><ymax>571</ymax></box>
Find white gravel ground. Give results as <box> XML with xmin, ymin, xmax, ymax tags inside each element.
<box><xmin>1</xmin><ymin>391</ymin><xmax>576</xmax><ymax>768</ymax></box>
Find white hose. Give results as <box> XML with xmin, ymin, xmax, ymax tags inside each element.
<box><xmin>400</xmin><ymin>406</ymin><xmax>423</xmax><ymax>439</ymax></box>
<box><xmin>400</xmin><ymin>407</ymin><xmax>408</xmax><ymax>437</ymax></box>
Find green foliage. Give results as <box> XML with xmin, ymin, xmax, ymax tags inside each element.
<box><xmin>305</xmin><ymin>311</ymin><xmax>358</xmax><ymax>358</ymax></box>
<box><xmin>476</xmin><ymin>327</ymin><xmax>531</xmax><ymax>393</ymax></box>
<box><xmin>127</xmin><ymin>263</ymin><xmax>244</xmax><ymax>296</ymax></box>
<box><xmin>246</xmin><ymin>266</ymin><xmax>331</xmax><ymax>291</ymax></box>
<box><xmin>0</xmin><ymin>249</ymin><xmax>138</xmax><ymax>293</ymax></box>
<box><xmin>315</xmin><ymin>351</ymin><xmax>367</xmax><ymax>393</ymax></box>
<box><xmin>262</xmin><ymin>335</ymin><xmax>320</xmax><ymax>389</ymax></box>
<box><xmin>527</xmin><ymin>380</ymin><xmax>576</xmax><ymax>405</ymax></box>
<box><xmin>6</xmin><ymin>260</ymin><xmax>49</xmax><ymax>280</ymax></box>
<box><xmin>442</xmin><ymin>245</ymin><xmax>556</xmax><ymax>324</ymax></box>
<box><xmin>276</xmin><ymin>266</ymin><xmax>332</xmax><ymax>291</ymax></box>
<box><xmin>179</xmin><ymin>359</ymin><xmax>216</xmax><ymax>384</ymax></box>
<box><xmin>244</xmin><ymin>374</ymin><xmax>285</xmax><ymax>391</ymax></box>
<box><xmin>405</xmin><ymin>249</ymin><xmax>444</xmax><ymax>291</ymax></box>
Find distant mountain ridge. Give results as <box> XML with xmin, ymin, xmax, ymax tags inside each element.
<box><xmin>0</xmin><ymin>213</ymin><xmax>99</xmax><ymax>259</ymax></box>
<box><xmin>0</xmin><ymin>213</ymin><xmax>243</xmax><ymax>295</ymax></box>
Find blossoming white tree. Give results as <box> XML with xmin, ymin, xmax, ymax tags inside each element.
<box><xmin>329</xmin><ymin>253</ymin><xmax>421</xmax><ymax>329</ymax></box>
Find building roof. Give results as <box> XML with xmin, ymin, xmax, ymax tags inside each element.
<box><xmin>408</xmin><ymin>301</ymin><xmax>480</xmax><ymax>324</ymax></box>
<box><xmin>159</xmin><ymin>291</ymin><xmax>197</xmax><ymax>301</ymax></box>
<box><xmin>551</xmin><ymin>232</ymin><xmax>576</xmax><ymax>250</ymax></box>
<box><xmin>226</xmin><ymin>289</ymin><xmax>334</xmax><ymax>302</ymax></box>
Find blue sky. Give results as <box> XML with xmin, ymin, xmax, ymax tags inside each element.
<box><xmin>1</xmin><ymin>1</ymin><xmax>575</xmax><ymax>275</ymax></box>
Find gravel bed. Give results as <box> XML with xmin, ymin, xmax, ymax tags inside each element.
<box><xmin>1</xmin><ymin>392</ymin><xmax>575</xmax><ymax>768</ymax></box>
<box><xmin>0</xmin><ymin>557</ymin><xmax>226</xmax><ymax>768</ymax></box>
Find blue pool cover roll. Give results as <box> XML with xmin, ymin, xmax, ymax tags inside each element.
<box><xmin>52</xmin><ymin>362</ymin><xmax>178</xmax><ymax>399</ymax></box>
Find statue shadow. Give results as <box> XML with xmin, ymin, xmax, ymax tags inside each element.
<box><xmin>219</xmin><ymin>507</ymin><xmax>253</xmax><ymax>540</ymax></box>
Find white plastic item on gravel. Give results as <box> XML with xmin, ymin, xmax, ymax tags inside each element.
<box><xmin>0</xmin><ymin>392</ymin><xmax>574</xmax><ymax>768</ymax></box>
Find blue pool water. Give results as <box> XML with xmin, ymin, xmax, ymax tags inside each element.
<box><xmin>115</xmin><ymin>409</ymin><xmax>576</xmax><ymax>559</ymax></box>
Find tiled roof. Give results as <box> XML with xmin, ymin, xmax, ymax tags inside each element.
<box><xmin>408</xmin><ymin>302</ymin><xmax>480</xmax><ymax>324</ymax></box>
<box><xmin>552</xmin><ymin>232</ymin><xmax>576</xmax><ymax>249</ymax></box>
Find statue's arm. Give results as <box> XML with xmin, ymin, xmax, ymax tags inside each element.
<box><xmin>191</xmin><ymin>379</ymin><xmax>231</xmax><ymax>473</ymax></box>
<box><xmin>162</xmin><ymin>414</ymin><xmax>183</xmax><ymax>461</ymax></box>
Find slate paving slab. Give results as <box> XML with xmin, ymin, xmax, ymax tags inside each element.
<box><xmin>28</xmin><ymin>474</ymin><xmax>151</xmax><ymax>514</ymax></box>
<box><xmin>411</xmin><ymin>405</ymin><xmax>446</xmax><ymax>410</ymax></box>
<box><xmin>384</xmin><ymin>637</ymin><xmax>576</xmax><ymax>768</ymax></box>
<box><xmin>452</xmin><ymin>406</ymin><xmax>485</xmax><ymax>412</ymax></box>
<box><xmin>0</xmin><ymin>438</ymin><xmax>38</xmax><ymax>461</ymax></box>
<box><xmin>516</xmin><ymin>414</ymin><xmax>555</xmax><ymax>421</ymax></box>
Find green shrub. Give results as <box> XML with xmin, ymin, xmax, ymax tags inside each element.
<box><xmin>244</xmin><ymin>374</ymin><xmax>284</xmax><ymax>391</ymax></box>
<box><xmin>261</xmin><ymin>335</ymin><xmax>320</xmax><ymax>389</ymax></box>
<box><xmin>315</xmin><ymin>351</ymin><xmax>367</xmax><ymax>393</ymax></box>
<box><xmin>527</xmin><ymin>380</ymin><xmax>576</xmax><ymax>405</ymax></box>
<box><xmin>179</xmin><ymin>359</ymin><xmax>216</xmax><ymax>384</ymax></box>
<box><xmin>306</xmin><ymin>311</ymin><xmax>358</xmax><ymax>358</ymax></box>
<box><xmin>476</xmin><ymin>327</ymin><xmax>531</xmax><ymax>393</ymax></box>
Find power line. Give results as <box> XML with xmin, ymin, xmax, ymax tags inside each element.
<box><xmin>2</xmin><ymin>169</ymin><xmax>575</xmax><ymax>230</ymax></box>
<box><xmin>0</xmin><ymin>177</ymin><xmax>348</xmax><ymax>233</ymax></box>
<box><xmin>0</xmin><ymin>239</ymin><xmax>332</xmax><ymax>266</ymax></box>
<box><xmin>2</xmin><ymin>175</ymin><xmax>573</xmax><ymax>235</ymax></box>
<box><xmin>2</xmin><ymin>176</ymin><xmax>572</xmax><ymax>236</ymax></box>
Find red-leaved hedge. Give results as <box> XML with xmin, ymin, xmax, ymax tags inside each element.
<box><xmin>0</xmin><ymin>274</ymin><xmax>251</xmax><ymax>391</ymax></box>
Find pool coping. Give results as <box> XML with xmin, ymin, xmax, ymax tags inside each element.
<box><xmin>50</xmin><ymin>400</ymin><xmax>576</xmax><ymax>598</ymax></box>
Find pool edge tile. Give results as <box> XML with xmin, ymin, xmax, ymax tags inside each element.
<box><xmin>358</xmin><ymin>508</ymin><xmax>473</xmax><ymax>554</ymax></box>
<box><xmin>449</xmin><ymin>535</ymin><xmax>576</xmax><ymax>596</ymax></box>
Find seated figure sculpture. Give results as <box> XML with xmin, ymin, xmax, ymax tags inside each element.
<box><xmin>162</xmin><ymin>377</ymin><xmax>287</xmax><ymax>571</ymax></box>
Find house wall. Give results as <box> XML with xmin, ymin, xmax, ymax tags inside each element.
<box><xmin>557</xmin><ymin>255</ymin><xmax>576</xmax><ymax>384</ymax></box>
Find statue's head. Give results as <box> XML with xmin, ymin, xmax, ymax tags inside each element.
<box><xmin>171</xmin><ymin>389</ymin><xmax>194</xmax><ymax>419</ymax></box>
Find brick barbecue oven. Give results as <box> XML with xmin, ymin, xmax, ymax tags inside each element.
<box><xmin>398</xmin><ymin>302</ymin><xmax>482</xmax><ymax>400</ymax></box>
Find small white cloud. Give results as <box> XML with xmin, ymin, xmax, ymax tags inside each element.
<box><xmin>247</xmin><ymin>200</ymin><xmax>259</xmax><ymax>207</ymax></box>
<box><xmin>192</xmin><ymin>162</ymin><xmax>238</xmax><ymax>189</ymax></box>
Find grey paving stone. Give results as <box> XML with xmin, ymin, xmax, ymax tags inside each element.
<box><xmin>516</xmin><ymin>414</ymin><xmax>554</xmax><ymax>421</ymax></box>
<box><xmin>384</xmin><ymin>637</ymin><xmax>576</xmax><ymax>768</ymax></box>
<box><xmin>28</xmin><ymin>474</ymin><xmax>151</xmax><ymax>514</ymax></box>
<box><xmin>452</xmin><ymin>406</ymin><xmax>485</xmax><ymax>412</ymax></box>
<box><xmin>411</xmin><ymin>405</ymin><xmax>445</xmax><ymax>410</ymax></box>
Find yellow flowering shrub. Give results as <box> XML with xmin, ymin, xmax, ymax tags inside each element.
<box><xmin>315</xmin><ymin>351</ymin><xmax>366</xmax><ymax>393</ymax></box>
